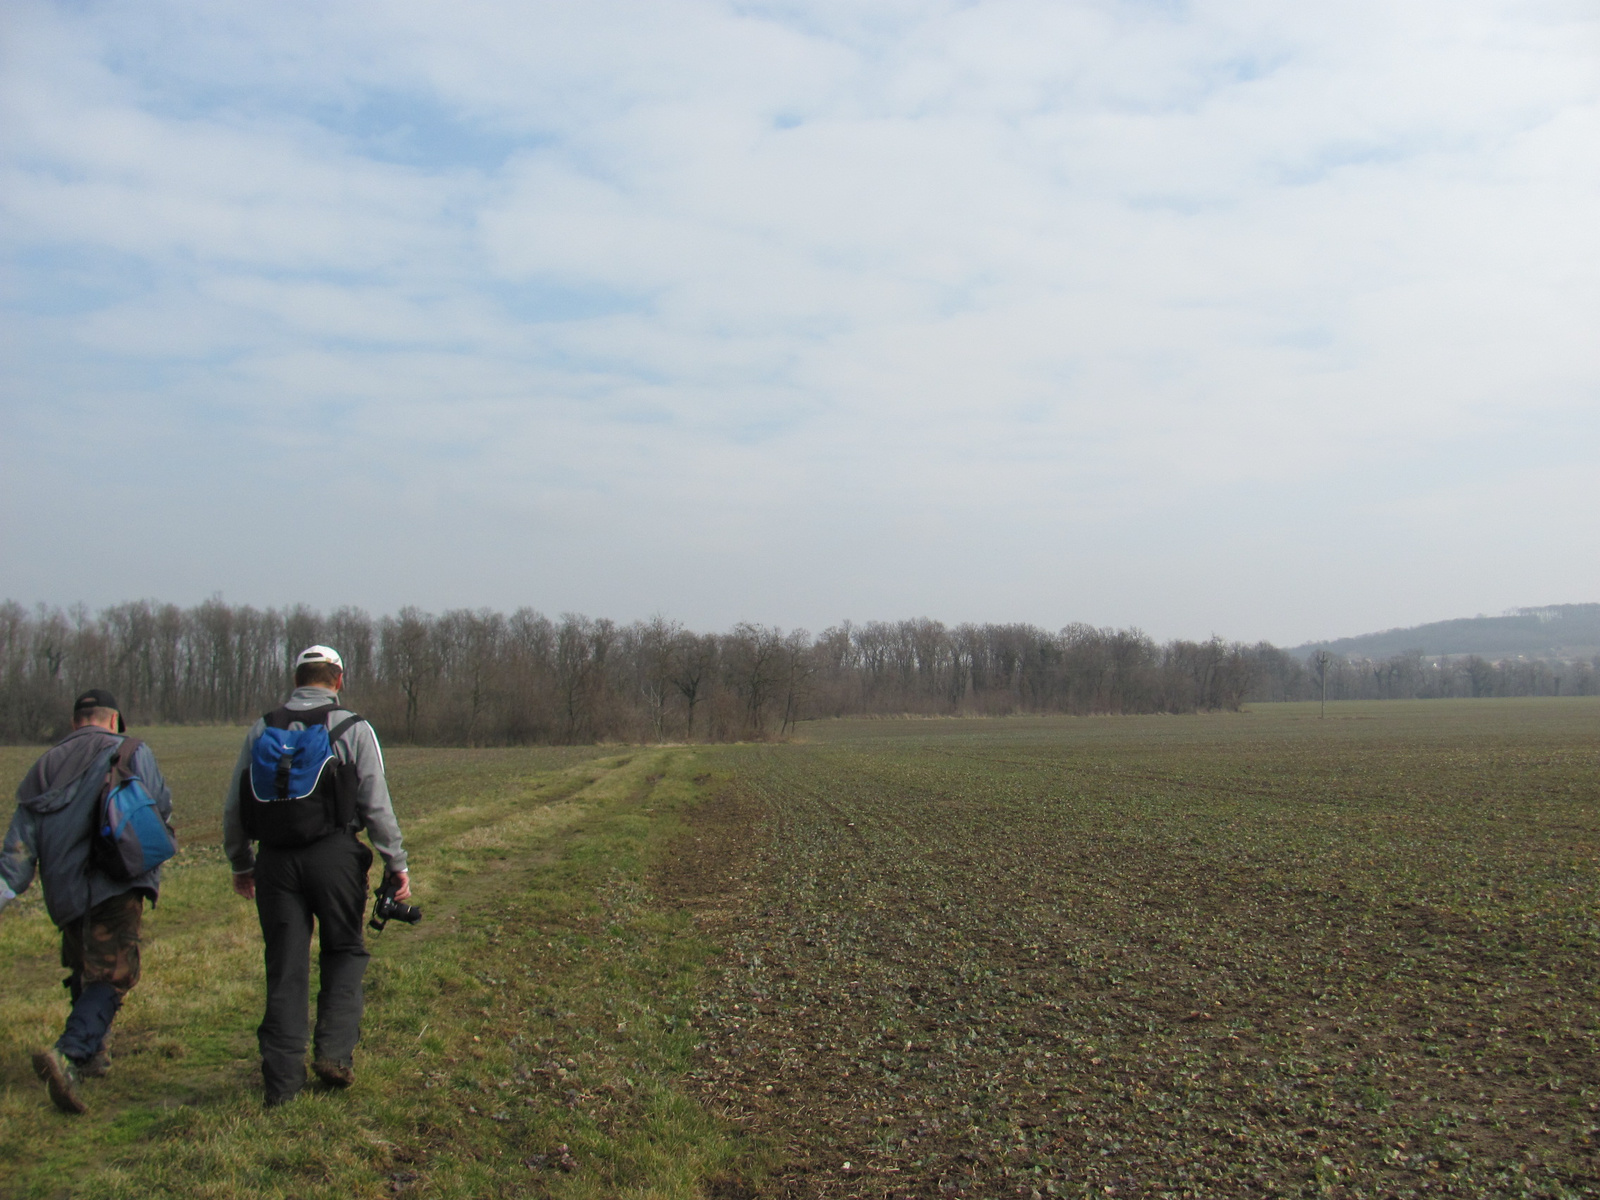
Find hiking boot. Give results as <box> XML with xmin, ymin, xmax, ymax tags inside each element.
<box><xmin>31</xmin><ymin>1047</ymin><xmax>88</xmax><ymax>1114</ymax></box>
<box><xmin>312</xmin><ymin>1058</ymin><xmax>354</xmax><ymax>1088</ymax></box>
<box><xmin>79</xmin><ymin>1048</ymin><xmax>112</xmax><ymax>1078</ymax></box>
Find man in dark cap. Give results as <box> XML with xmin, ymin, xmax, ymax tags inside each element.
<box><xmin>0</xmin><ymin>689</ymin><xmax>173</xmax><ymax>1114</ymax></box>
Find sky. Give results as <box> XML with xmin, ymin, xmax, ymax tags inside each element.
<box><xmin>2</xmin><ymin>0</ymin><xmax>1597</xmax><ymax>646</ymax></box>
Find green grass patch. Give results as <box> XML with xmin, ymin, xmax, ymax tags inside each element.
<box><xmin>1</xmin><ymin>732</ymin><xmax>760</xmax><ymax>1199</ymax></box>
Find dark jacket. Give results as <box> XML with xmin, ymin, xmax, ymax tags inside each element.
<box><xmin>1</xmin><ymin>727</ymin><xmax>172</xmax><ymax>928</ymax></box>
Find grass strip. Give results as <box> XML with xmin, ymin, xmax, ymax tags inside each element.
<box><xmin>1</xmin><ymin>742</ymin><xmax>757</xmax><ymax>1199</ymax></box>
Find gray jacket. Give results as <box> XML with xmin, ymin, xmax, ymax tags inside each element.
<box><xmin>0</xmin><ymin>727</ymin><xmax>172</xmax><ymax>927</ymax></box>
<box><xmin>222</xmin><ymin>686</ymin><xmax>407</xmax><ymax>875</ymax></box>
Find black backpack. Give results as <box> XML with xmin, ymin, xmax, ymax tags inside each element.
<box><xmin>239</xmin><ymin>705</ymin><xmax>362</xmax><ymax>848</ymax></box>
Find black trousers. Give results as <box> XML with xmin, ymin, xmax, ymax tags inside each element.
<box><xmin>253</xmin><ymin>832</ymin><xmax>372</xmax><ymax>1100</ymax></box>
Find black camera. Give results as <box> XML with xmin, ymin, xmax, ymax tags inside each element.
<box><xmin>369</xmin><ymin>872</ymin><xmax>422</xmax><ymax>931</ymax></box>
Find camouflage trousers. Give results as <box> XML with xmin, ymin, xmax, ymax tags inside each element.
<box><xmin>61</xmin><ymin>891</ymin><xmax>144</xmax><ymax>1003</ymax></box>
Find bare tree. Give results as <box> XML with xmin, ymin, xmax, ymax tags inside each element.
<box><xmin>777</xmin><ymin>628</ymin><xmax>817</xmax><ymax>736</ymax></box>
<box><xmin>669</xmin><ymin>631</ymin><xmax>718</xmax><ymax>739</ymax></box>
<box><xmin>632</xmin><ymin>616</ymin><xmax>680</xmax><ymax>740</ymax></box>
<box><xmin>555</xmin><ymin>614</ymin><xmax>616</xmax><ymax>743</ymax></box>
<box><xmin>382</xmin><ymin>607</ymin><xmax>437</xmax><ymax>742</ymax></box>
<box><xmin>725</xmin><ymin>623</ymin><xmax>783</xmax><ymax>737</ymax></box>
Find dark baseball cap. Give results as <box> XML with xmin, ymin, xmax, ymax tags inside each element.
<box><xmin>73</xmin><ymin>688</ymin><xmax>126</xmax><ymax>732</ymax></box>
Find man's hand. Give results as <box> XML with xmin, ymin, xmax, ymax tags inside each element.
<box><xmin>232</xmin><ymin>871</ymin><xmax>256</xmax><ymax>900</ymax></box>
<box><xmin>390</xmin><ymin>870</ymin><xmax>411</xmax><ymax>901</ymax></box>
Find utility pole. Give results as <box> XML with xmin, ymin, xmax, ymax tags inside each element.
<box><xmin>1317</xmin><ymin>651</ymin><xmax>1330</xmax><ymax>719</ymax></box>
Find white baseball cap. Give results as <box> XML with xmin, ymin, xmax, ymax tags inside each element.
<box><xmin>294</xmin><ymin>644</ymin><xmax>345</xmax><ymax>671</ymax></box>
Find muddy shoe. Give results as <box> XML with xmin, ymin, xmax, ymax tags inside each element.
<box><xmin>31</xmin><ymin>1048</ymin><xmax>88</xmax><ymax>1114</ymax></box>
<box><xmin>312</xmin><ymin>1059</ymin><xmax>354</xmax><ymax>1088</ymax></box>
<box><xmin>79</xmin><ymin>1048</ymin><xmax>112</xmax><ymax>1078</ymax></box>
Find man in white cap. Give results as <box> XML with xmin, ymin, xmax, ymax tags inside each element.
<box><xmin>222</xmin><ymin>645</ymin><xmax>411</xmax><ymax>1107</ymax></box>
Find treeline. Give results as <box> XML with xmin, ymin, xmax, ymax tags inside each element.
<box><xmin>2</xmin><ymin>600</ymin><xmax>1594</xmax><ymax>745</ymax></box>
<box><xmin>1252</xmin><ymin>646</ymin><xmax>1600</xmax><ymax>702</ymax></box>
<box><xmin>1</xmin><ymin>600</ymin><xmax>1260</xmax><ymax>743</ymax></box>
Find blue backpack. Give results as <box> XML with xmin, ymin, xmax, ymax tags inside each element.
<box><xmin>92</xmin><ymin>737</ymin><xmax>178</xmax><ymax>881</ymax></box>
<box><xmin>241</xmin><ymin>705</ymin><xmax>362</xmax><ymax>847</ymax></box>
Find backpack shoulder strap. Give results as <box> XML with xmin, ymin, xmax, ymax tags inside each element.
<box><xmin>88</xmin><ymin>738</ymin><xmax>132</xmax><ymax>849</ymax></box>
<box><xmin>327</xmin><ymin>713</ymin><xmax>364</xmax><ymax>746</ymax></box>
<box><xmin>113</xmin><ymin>737</ymin><xmax>145</xmax><ymax>781</ymax></box>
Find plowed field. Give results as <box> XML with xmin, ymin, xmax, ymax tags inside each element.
<box><xmin>675</xmin><ymin>702</ymin><xmax>1600</xmax><ymax>1199</ymax></box>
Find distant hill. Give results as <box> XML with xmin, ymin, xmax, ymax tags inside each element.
<box><xmin>1294</xmin><ymin>604</ymin><xmax>1600</xmax><ymax>662</ymax></box>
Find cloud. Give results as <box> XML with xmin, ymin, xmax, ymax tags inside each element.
<box><xmin>1</xmin><ymin>0</ymin><xmax>1597</xmax><ymax>643</ymax></box>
